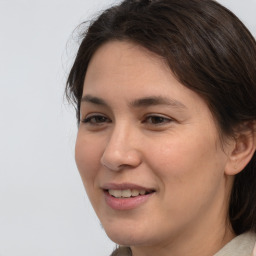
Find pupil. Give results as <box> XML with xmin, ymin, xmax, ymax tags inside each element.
<box><xmin>97</xmin><ymin>116</ymin><xmax>105</xmax><ymax>122</ymax></box>
<box><xmin>152</xmin><ymin>117</ymin><xmax>163</xmax><ymax>124</ymax></box>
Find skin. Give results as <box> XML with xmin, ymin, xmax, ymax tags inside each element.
<box><xmin>75</xmin><ymin>41</ymin><xmax>237</xmax><ymax>256</ymax></box>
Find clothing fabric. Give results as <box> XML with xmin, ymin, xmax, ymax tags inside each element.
<box><xmin>110</xmin><ymin>232</ymin><xmax>256</xmax><ymax>256</ymax></box>
<box><xmin>214</xmin><ymin>232</ymin><xmax>256</xmax><ymax>256</ymax></box>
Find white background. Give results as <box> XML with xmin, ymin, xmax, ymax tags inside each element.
<box><xmin>0</xmin><ymin>0</ymin><xmax>255</xmax><ymax>255</ymax></box>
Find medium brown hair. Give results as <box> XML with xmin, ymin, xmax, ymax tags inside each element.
<box><xmin>66</xmin><ymin>0</ymin><xmax>256</xmax><ymax>235</ymax></box>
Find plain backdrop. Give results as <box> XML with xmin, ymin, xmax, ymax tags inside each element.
<box><xmin>0</xmin><ymin>0</ymin><xmax>255</xmax><ymax>255</ymax></box>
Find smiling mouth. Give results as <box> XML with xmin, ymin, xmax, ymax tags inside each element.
<box><xmin>106</xmin><ymin>189</ymin><xmax>155</xmax><ymax>198</ymax></box>
<box><xmin>103</xmin><ymin>186</ymin><xmax>156</xmax><ymax>210</ymax></box>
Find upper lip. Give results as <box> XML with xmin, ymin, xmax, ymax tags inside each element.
<box><xmin>102</xmin><ymin>183</ymin><xmax>156</xmax><ymax>192</ymax></box>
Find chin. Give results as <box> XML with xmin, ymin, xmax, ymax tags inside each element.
<box><xmin>103</xmin><ymin>220</ymin><xmax>155</xmax><ymax>246</ymax></box>
<box><xmin>106</xmin><ymin>231</ymin><xmax>148</xmax><ymax>247</ymax></box>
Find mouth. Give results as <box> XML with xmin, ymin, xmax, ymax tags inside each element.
<box><xmin>106</xmin><ymin>188</ymin><xmax>154</xmax><ymax>198</ymax></box>
<box><xmin>102</xmin><ymin>183</ymin><xmax>156</xmax><ymax>210</ymax></box>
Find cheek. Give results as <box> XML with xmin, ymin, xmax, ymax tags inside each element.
<box><xmin>152</xmin><ymin>131</ymin><xmax>219</xmax><ymax>174</ymax></box>
<box><xmin>75</xmin><ymin>133</ymin><xmax>102</xmax><ymax>186</ymax></box>
<box><xmin>147</xmin><ymin>136</ymin><xmax>227</xmax><ymax>226</ymax></box>
<box><xmin>149</xmin><ymin>132</ymin><xmax>226</xmax><ymax>198</ymax></box>
<box><xmin>150</xmin><ymin>139</ymin><xmax>202</xmax><ymax>175</ymax></box>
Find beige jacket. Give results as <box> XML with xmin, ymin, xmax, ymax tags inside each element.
<box><xmin>110</xmin><ymin>232</ymin><xmax>256</xmax><ymax>256</ymax></box>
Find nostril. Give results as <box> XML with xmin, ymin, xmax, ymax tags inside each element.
<box><xmin>100</xmin><ymin>133</ymin><xmax>142</xmax><ymax>171</ymax></box>
<box><xmin>100</xmin><ymin>150</ymin><xmax>142</xmax><ymax>171</ymax></box>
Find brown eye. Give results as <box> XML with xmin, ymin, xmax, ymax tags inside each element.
<box><xmin>144</xmin><ymin>115</ymin><xmax>173</xmax><ymax>125</ymax></box>
<box><xmin>82</xmin><ymin>115</ymin><xmax>111</xmax><ymax>125</ymax></box>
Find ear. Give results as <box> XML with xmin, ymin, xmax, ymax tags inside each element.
<box><xmin>225</xmin><ymin>121</ymin><xmax>256</xmax><ymax>176</ymax></box>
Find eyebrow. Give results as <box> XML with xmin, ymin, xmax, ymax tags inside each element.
<box><xmin>129</xmin><ymin>96</ymin><xmax>187</xmax><ymax>109</ymax></box>
<box><xmin>81</xmin><ymin>94</ymin><xmax>187</xmax><ymax>109</ymax></box>
<box><xmin>81</xmin><ymin>95</ymin><xmax>108</xmax><ymax>106</ymax></box>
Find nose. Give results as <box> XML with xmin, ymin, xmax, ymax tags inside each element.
<box><xmin>100</xmin><ymin>125</ymin><xmax>142</xmax><ymax>171</ymax></box>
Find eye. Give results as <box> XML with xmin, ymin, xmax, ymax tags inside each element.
<box><xmin>81</xmin><ymin>114</ymin><xmax>111</xmax><ymax>125</ymax></box>
<box><xmin>143</xmin><ymin>115</ymin><xmax>173</xmax><ymax>125</ymax></box>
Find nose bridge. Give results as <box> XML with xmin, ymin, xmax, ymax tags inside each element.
<box><xmin>111</xmin><ymin>121</ymin><xmax>133</xmax><ymax>148</ymax></box>
<box><xmin>100</xmin><ymin>121</ymin><xmax>141</xmax><ymax>171</ymax></box>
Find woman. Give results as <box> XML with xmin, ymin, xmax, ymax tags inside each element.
<box><xmin>66</xmin><ymin>0</ymin><xmax>256</xmax><ymax>255</ymax></box>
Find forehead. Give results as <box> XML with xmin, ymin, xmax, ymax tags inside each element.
<box><xmin>84</xmin><ymin>40</ymin><xmax>200</xmax><ymax>104</ymax></box>
<box><xmin>84</xmin><ymin>41</ymin><xmax>184</xmax><ymax>97</ymax></box>
<box><xmin>85</xmin><ymin>40</ymin><xmax>167</xmax><ymax>82</ymax></box>
<box><xmin>85</xmin><ymin>41</ymin><xmax>215</xmax><ymax>114</ymax></box>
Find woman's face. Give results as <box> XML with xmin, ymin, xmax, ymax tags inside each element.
<box><xmin>75</xmin><ymin>41</ymin><xmax>234</xmax><ymax>248</ymax></box>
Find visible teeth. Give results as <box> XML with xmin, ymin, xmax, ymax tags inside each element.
<box><xmin>139</xmin><ymin>190</ymin><xmax>146</xmax><ymax>195</ymax></box>
<box><xmin>131</xmin><ymin>189</ymin><xmax>139</xmax><ymax>197</ymax></box>
<box><xmin>122</xmin><ymin>189</ymin><xmax>132</xmax><ymax>198</ymax></box>
<box><xmin>109</xmin><ymin>189</ymin><xmax>122</xmax><ymax>198</ymax></box>
<box><xmin>108</xmin><ymin>189</ymin><xmax>148</xmax><ymax>198</ymax></box>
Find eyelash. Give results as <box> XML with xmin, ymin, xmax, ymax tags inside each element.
<box><xmin>81</xmin><ymin>115</ymin><xmax>111</xmax><ymax>125</ymax></box>
<box><xmin>143</xmin><ymin>115</ymin><xmax>173</xmax><ymax>125</ymax></box>
<box><xmin>81</xmin><ymin>114</ymin><xmax>173</xmax><ymax>127</ymax></box>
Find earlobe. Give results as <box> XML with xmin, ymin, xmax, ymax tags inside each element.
<box><xmin>225</xmin><ymin>121</ymin><xmax>256</xmax><ymax>176</ymax></box>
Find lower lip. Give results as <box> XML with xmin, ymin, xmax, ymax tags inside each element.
<box><xmin>104</xmin><ymin>191</ymin><xmax>154</xmax><ymax>210</ymax></box>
